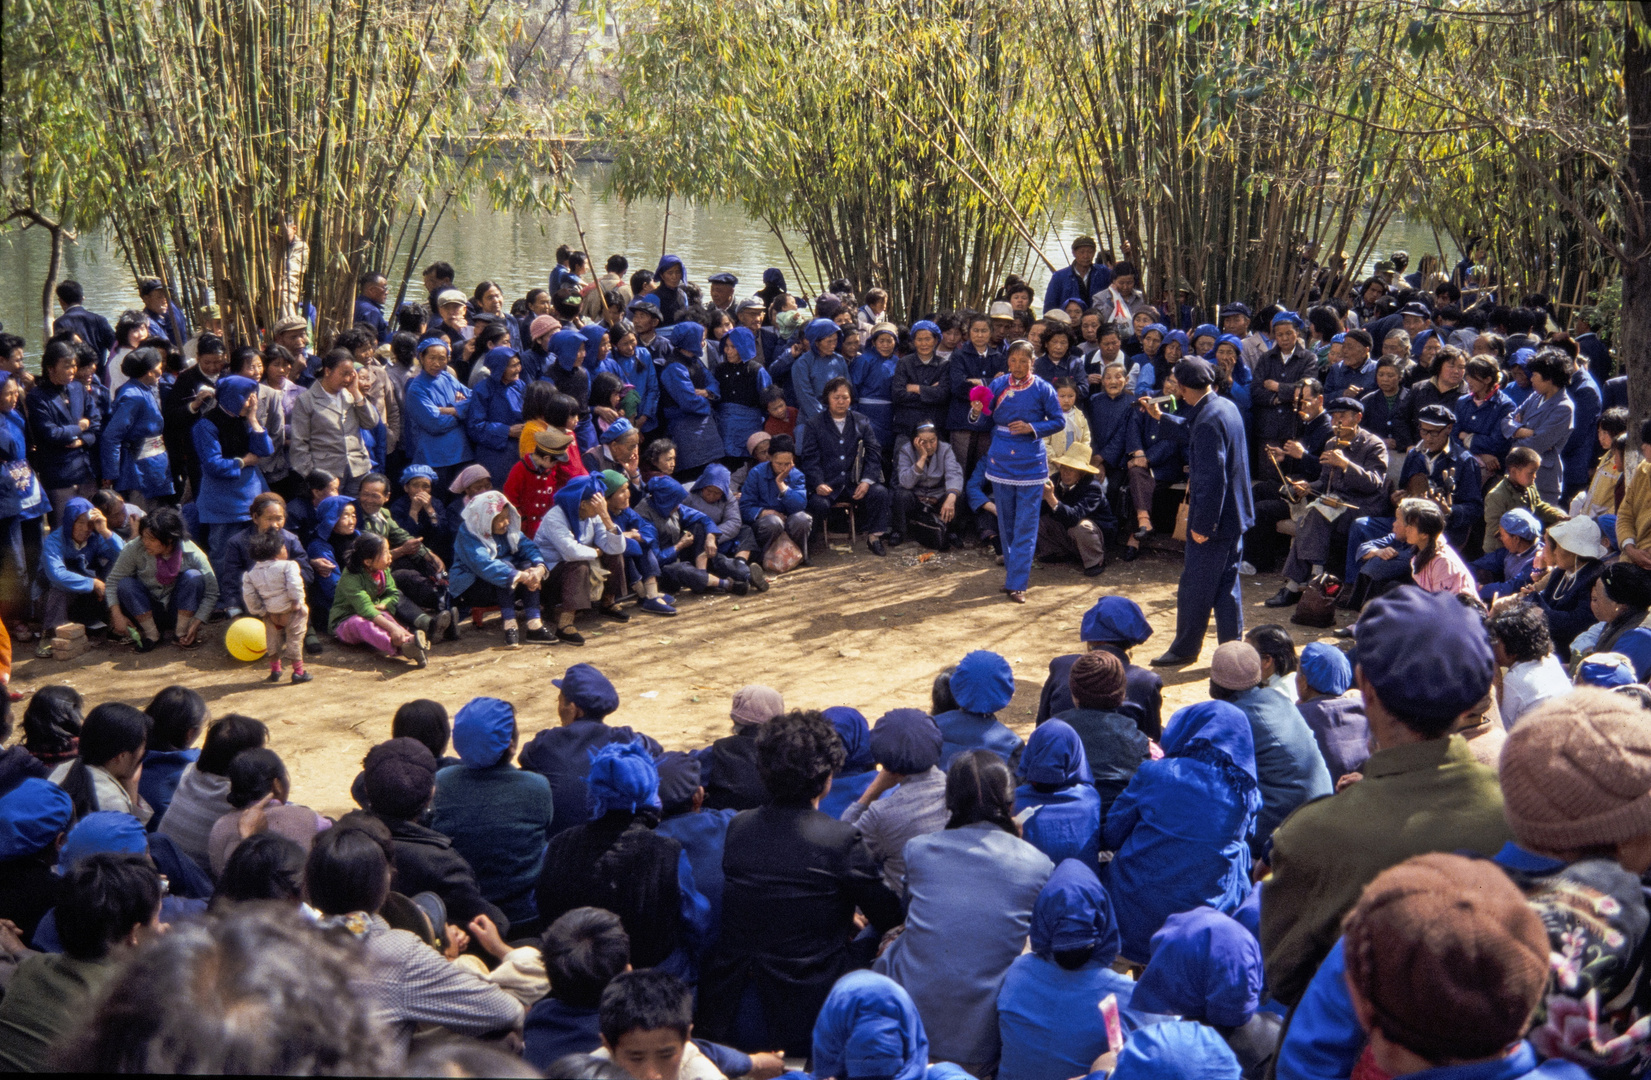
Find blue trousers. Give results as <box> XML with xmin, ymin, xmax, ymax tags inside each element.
<box><xmin>457</xmin><ymin>577</ymin><xmax>541</xmax><ymax>622</ymax></box>
<box><xmin>1344</xmin><ymin>516</ymin><xmax>1402</xmax><ymax>583</ymax></box>
<box><xmin>116</xmin><ymin>569</ymin><xmax>206</xmax><ymax>631</ymax></box>
<box><xmin>1167</xmin><ymin>533</ymin><xmax>1244</xmax><ymax>658</ymax></box>
<box><xmin>997</xmin><ymin>482</ymin><xmax>1043</xmax><ymax>592</ymax></box>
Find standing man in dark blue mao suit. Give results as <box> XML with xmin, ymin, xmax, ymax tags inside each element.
<box><xmin>1154</xmin><ymin>357</ymin><xmax>1255</xmax><ymax>665</ymax></box>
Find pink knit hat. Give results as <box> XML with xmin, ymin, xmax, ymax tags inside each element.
<box><xmin>530</xmin><ymin>315</ymin><xmax>560</xmax><ymax>343</ymax></box>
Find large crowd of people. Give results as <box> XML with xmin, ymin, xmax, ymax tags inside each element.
<box><xmin>0</xmin><ymin>238</ymin><xmax>1645</xmax><ymax>1078</ymax></box>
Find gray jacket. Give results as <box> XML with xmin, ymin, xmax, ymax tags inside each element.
<box><xmin>289</xmin><ymin>381</ymin><xmax>379</xmax><ymax>481</ymax></box>
<box><xmin>896</xmin><ymin>440</ymin><xmax>964</xmax><ymax>498</ymax></box>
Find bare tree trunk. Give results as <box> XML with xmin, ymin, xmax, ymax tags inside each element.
<box><xmin>1624</xmin><ymin>20</ymin><xmax>1651</xmax><ymax>431</ymax></box>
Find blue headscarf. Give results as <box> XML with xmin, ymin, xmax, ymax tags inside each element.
<box><xmin>672</xmin><ymin>322</ymin><xmax>705</xmax><ymax>358</ymax></box>
<box><xmin>1271</xmin><ymin>310</ymin><xmax>1305</xmax><ymax>331</ymax></box>
<box><xmin>552</xmin><ymin>475</ymin><xmax>605</xmax><ymax>537</ymax></box>
<box><xmin>581</xmin><ymin>323</ymin><xmax>609</xmax><ymax>367</ymax></box>
<box><xmin>1143</xmin><ymin>323</ymin><xmax>1169</xmax><ymax>342</ymax></box>
<box><xmin>805</xmin><ymin>318</ymin><xmax>842</xmax><ymax>347</ymax></box>
<box><xmin>810</xmin><ymin>970</ymin><xmax>931</xmax><ymax>1080</ymax></box>
<box><xmin>59</xmin><ymin>810</ymin><xmax>148</xmax><ymax>869</ymax></box>
<box><xmin>1163</xmin><ymin>329</ymin><xmax>1191</xmax><ymax>354</ymax></box>
<box><xmin>63</xmin><ymin>497</ymin><xmax>94</xmax><ymax>530</ymax></box>
<box><xmin>1130</xmin><ymin>907</ymin><xmax>1265</xmax><ymax>1027</ymax></box>
<box><xmin>1214</xmin><ymin>333</ymin><xmax>1245</xmax><ymax>358</ymax></box>
<box><xmin>586</xmin><ymin>740</ymin><xmax>660</xmax><ymax>819</ymax></box>
<box><xmin>824</xmin><ymin>707</ymin><xmax>875</xmax><ymax>774</ymax></box>
<box><xmin>550</xmin><ymin>329</ymin><xmax>586</xmax><ymax>372</ymax></box>
<box><xmin>1019</xmin><ymin>719</ymin><xmax>1092</xmax><ymax>786</ymax></box>
<box><xmin>647</xmin><ymin>476</ymin><xmax>690</xmax><ymax>515</ymax></box>
<box><xmin>452</xmin><ymin>697</ymin><xmax>516</xmax><ymax>768</ymax></box>
<box><xmin>949</xmin><ymin>650</ymin><xmax>1015</xmax><ymax>714</ymax></box>
<box><xmin>213</xmin><ymin>375</ymin><xmax>259</xmax><ymax>418</ymax></box>
<box><xmin>316</xmin><ymin>495</ymin><xmax>356</xmax><ymax>541</ymax></box>
<box><xmin>1081</xmin><ymin>596</ymin><xmax>1152</xmax><ymax>646</ymax></box>
<box><xmin>1110</xmin><ymin>1021</ymin><xmax>1242</xmax><ymax>1080</ymax></box>
<box><xmin>482</xmin><ymin>346</ymin><xmax>519</xmax><ymax>383</ymax></box>
<box><xmin>911</xmin><ymin>320</ymin><xmax>942</xmax><ymax>342</ymax></box>
<box><xmin>417</xmin><ymin>337</ymin><xmax>449</xmax><ymax>357</ymax></box>
<box><xmin>400</xmin><ymin>464</ymin><xmax>438</xmax><ymax>487</ymax></box>
<box><xmin>600</xmin><ymin>417</ymin><xmax>635</xmax><ymax>444</ymax></box>
<box><xmin>1192</xmin><ymin>323</ymin><xmax>1220</xmax><ymax>346</ymax></box>
<box><xmin>655</xmin><ymin>254</ymin><xmax>686</xmax><ymax>280</ymax></box>
<box><xmin>0</xmin><ymin>777</ymin><xmax>74</xmax><ymax>860</ymax></box>
<box><xmin>1160</xmin><ymin>702</ymin><xmax>1260</xmax><ymax>800</ymax></box>
<box><xmin>724</xmin><ymin>326</ymin><xmax>757</xmax><ymax>364</ymax></box>
<box><xmin>1029</xmin><ymin>858</ymin><xmax>1121</xmax><ymax>965</ymax></box>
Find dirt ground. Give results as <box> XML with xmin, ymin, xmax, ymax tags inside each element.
<box><xmin>7</xmin><ymin>539</ymin><xmax>1342</xmax><ymax>820</ymax></box>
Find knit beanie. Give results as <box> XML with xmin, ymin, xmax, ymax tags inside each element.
<box><xmin>1070</xmin><ymin>651</ymin><xmax>1127</xmax><ymax>711</ymax></box>
<box><xmin>1499</xmin><ymin>688</ymin><xmax>1651</xmax><ymax>851</ymax></box>
<box><xmin>362</xmin><ymin>738</ymin><xmax>438</xmax><ymax>820</ymax></box>
<box><xmin>1209</xmin><ymin>642</ymin><xmax>1262</xmax><ymax>692</ymax></box>
<box><xmin>1342</xmin><ymin>853</ymin><xmax>1549</xmax><ymax>1063</ymax></box>
<box><xmin>731</xmin><ymin>685</ymin><xmax>785</xmax><ymax>728</ymax></box>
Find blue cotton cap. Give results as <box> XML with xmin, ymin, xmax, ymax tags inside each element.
<box><xmin>823</xmin><ymin>707</ymin><xmax>874</xmax><ymax>773</ymax></box>
<box><xmin>1500</xmin><ymin>509</ymin><xmax>1541</xmax><ymax>541</ymax></box>
<box><xmin>60</xmin><ymin>811</ymin><xmax>148</xmax><ymax>870</ymax></box>
<box><xmin>451</xmin><ymin>696</ymin><xmax>516</xmax><ymax>768</ymax></box>
<box><xmin>587</xmin><ymin>740</ymin><xmax>660</xmax><ymax>820</ymax></box>
<box><xmin>417</xmin><ymin>337</ymin><xmax>448</xmax><ymax>355</ymax></box>
<box><xmin>1510</xmin><ymin>347</ymin><xmax>1536</xmax><ymax>367</ymax></box>
<box><xmin>708</xmin><ymin>272</ymin><xmax>738</xmax><ymax>285</ymax></box>
<box><xmin>0</xmin><ymin>777</ymin><xmax>74</xmax><ymax>860</ymax></box>
<box><xmin>869</xmin><ymin>709</ymin><xmax>943</xmax><ymax>774</ymax></box>
<box><xmin>1131</xmin><ymin>908</ymin><xmax>1265</xmax><ymax>1028</ymax></box>
<box><xmin>1029</xmin><ymin>858</ymin><xmax>1120</xmax><ymax>964</ymax></box>
<box><xmin>655</xmin><ymin>750</ymin><xmax>702</xmax><ymax>811</ymax></box>
<box><xmin>1299</xmin><ymin>642</ymin><xmax>1352</xmax><ymax>696</ymax></box>
<box><xmin>1081</xmin><ymin>596</ymin><xmax>1152</xmax><ymax>645</ymax></box>
<box><xmin>1019</xmin><ymin>719</ymin><xmax>1092</xmax><ymax>785</ymax></box>
<box><xmin>911</xmin><ymin>320</ymin><xmax>941</xmax><ymax>340</ymax></box>
<box><xmin>554</xmin><ymin>662</ymin><xmax>619</xmax><ymax>718</ymax></box>
<box><xmin>599</xmin><ymin>417</ymin><xmax>635</xmax><ymax>445</ymax></box>
<box><xmin>949</xmin><ymin>651</ymin><xmax>1014</xmax><ymax>714</ymax></box>
<box><xmin>1354</xmin><ymin>585</ymin><xmax>1495</xmax><ymax>722</ymax></box>
<box><xmin>1579</xmin><ymin>655</ymin><xmax>1636</xmax><ymax>689</ymax></box>
<box><xmin>1111</xmin><ymin>1021</ymin><xmax>1243</xmax><ymax>1080</ymax></box>
<box><xmin>399</xmin><ymin>464</ymin><xmax>437</xmax><ymax>487</ymax></box>
<box><xmin>1271</xmin><ymin>310</ymin><xmax>1304</xmax><ymax>330</ymax></box>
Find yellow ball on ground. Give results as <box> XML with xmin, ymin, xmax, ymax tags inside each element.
<box><xmin>226</xmin><ymin>617</ymin><xmax>267</xmax><ymax>662</ymax></box>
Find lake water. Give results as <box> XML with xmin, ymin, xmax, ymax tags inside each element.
<box><xmin>0</xmin><ymin>162</ymin><xmax>1454</xmax><ymax>345</ymax></box>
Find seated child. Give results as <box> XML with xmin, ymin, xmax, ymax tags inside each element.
<box><xmin>328</xmin><ymin>533</ymin><xmax>430</xmax><ymax>668</ymax></box>
<box><xmin>451</xmin><ymin>490</ymin><xmax>549</xmax><ymax>647</ymax></box>
<box><xmin>640</xmin><ymin>477</ymin><xmax>750</xmax><ymax>596</ymax></box>
<box><xmin>241</xmin><ymin>528</ymin><xmax>312</xmax><ymax>684</ymax></box>
<box><xmin>1471</xmin><ymin>509</ymin><xmax>1541</xmax><ymax>603</ymax></box>
<box><xmin>597</xmin><ymin>970</ymin><xmax>726</xmax><ymax>1080</ymax></box>
<box><xmin>760</xmin><ymin>384</ymin><xmax>796</xmax><ymax>438</ymax></box>
<box><xmin>391</xmin><ymin>465</ymin><xmax>454</xmax><ymax>564</ymax></box>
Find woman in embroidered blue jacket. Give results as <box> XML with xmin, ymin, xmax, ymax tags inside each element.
<box><xmin>100</xmin><ymin>348</ymin><xmax>175</xmax><ymax>503</ymax></box>
<box><xmin>404</xmin><ymin>339</ymin><xmax>473</xmax><ymax>485</ymax></box>
<box><xmin>851</xmin><ymin>324</ymin><xmax>899</xmax><ymax>457</ymax></box>
<box><xmin>985</xmin><ymin>340</ymin><xmax>1066</xmax><ymax>600</ymax></box>
<box><xmin>660</xmin><ymin>323</ymin><xmax>724</xmax><ymax>474</ymax></box>
<box><xmin>465</xmin><ymin>347</ymin><xmax>527</xmax><ymax>489</ymax></box>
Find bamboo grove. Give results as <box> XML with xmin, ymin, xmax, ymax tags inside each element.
<box><xmin>2</xmin><ymin>0</ymin><xmax>569</xmax><ymax>342</ymax></box>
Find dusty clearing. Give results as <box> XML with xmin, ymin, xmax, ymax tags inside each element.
<box><xmin>9</xmin><ymin>542</ymin><xmax>1339</xmax><ymax>819</ymax></box>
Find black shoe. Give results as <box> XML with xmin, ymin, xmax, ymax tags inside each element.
<box><xmin>1150</xmin><ymin>651</ymin><xmax>1197</xmax><ymax>666</ymax></box>
<box><xmin>291</xmin><ymin>670</ymin><xmax>314</xmax><ymax>684</ymax></box>
<box><xmin>556</xmin><ymin>626</ymin><xmax>585</xmax><ymax>646</ymax></box>
<box><xmin>885</xmin><ymin>532</ymin><xmax>904</xmax><ymax>548</ymax></box>
<box><xmin>266</xmin><ymin>670</ymin><xmax>282</xmax><ymax>683</ymax></box>
<box><xmin>1332</xmin><ymin>626</ymin><xmax>1355</xmax><ymax>639</ymax></box>
<box><xmin>503</xmin><ymin>626</ymin><xmax>520</xmax><ymax>648</ymax></box>
<box><xmin>747</xmin><ymin>563</ymin><xmax>769</xmax><ymax>592</ymax></box>
<box><xmin>1264</xmin><ymin>587</ymin><xmax>1302</xmax><ymax>608</ymax></box>
<box><xmin>868</xmin><ymin>537</ymin><xmax>888</xmax><ymax>557</ymax></box>
<box><xmin>1084</xmin><ymin>562</ymin><xmax>1106</xmax><ymax>577</ymax></box>
<box><xmin>304</xmin><ymin>632</ymin><xmax>323</xmax><ymax>656</ymax></box>
<box><xmin>1121</xmin><ymin>545</ymin><xmax>1140</xmax><ymax>563</ymax></box>
<box><xmin>524</xmin><ymin>625</ymin><xmax>554</xmax><ymax>643</ymax></box>
<box><xmin>598</xmin><ymin>604</ymin><xmax>631</xmax><ymax>622</ymax></box>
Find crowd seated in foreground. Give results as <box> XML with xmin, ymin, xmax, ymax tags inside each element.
<box><xmin>0</xmin><ymin>585</ymin><xmax>1647</xmax><ymax>1078</ymax></box>
<box><xmin>4</xmin><ymin>246</ymin><xmax>1622</xmax><ymax>675</ymax></box>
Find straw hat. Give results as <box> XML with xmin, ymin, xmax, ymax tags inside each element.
<box><xmin>1049</xmin><ymin>442</ymin><xmax>1100</xmax><ymax>474</ymax></box>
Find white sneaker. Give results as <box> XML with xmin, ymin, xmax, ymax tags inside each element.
<box><xmin>1238</xmin><ymin>561</ymin><xmax>1257</xmax><ymax>576</ymax></box>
